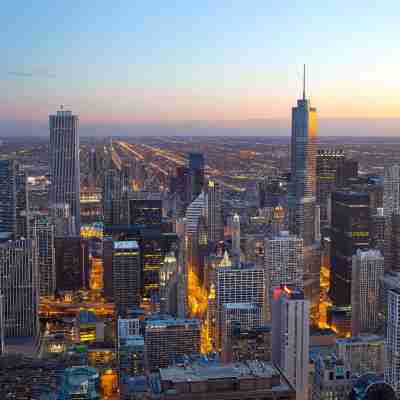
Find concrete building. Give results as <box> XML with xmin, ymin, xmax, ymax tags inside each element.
<box><xmin>158</xmin><ymin>360</ymin><xmax>296</xmax><ymax>400</ymax></box>
<box><xmin>272</xmin><ymin>286</ymin><xmax>310</xmax><ymax>400</ymax></box>
<box><xmin>145</xmin><ymin>316</ymin><xmax>200</xmax><ymax>371</ymax></box>
<box><xmin>0</xmin><ymin>159</ymin><xmax>17</xmax><ymax>240</ymax></box>
<box><xmin>0</xmin><ymin>239</ymin><xmax>39</xmax><ymax>338</ymax></box>
<box><xmin>112</xmin><ymin>240</ymin><xmax>141</xmax><ymax>313</ymax></box>
<box><xmin>31</xmin><ymin>216</ymin><xmax>56</xmax><ymax>297</ymax></box>
<box><xmin>49</xmin><ymin>108</ymin><xmax>81</xmax><ymax>234</ymax></box>
<box><xmin>351</xmin><ymin>249</ymin><xmax>384</xmax><ymax>336</ymax></box>
<box><xmin>216</xmin><ymin>266</ymin><xmax>268</xmax><ymax>349</ymax></box>
<box><xmin>207</xmin><ymin>180</ymin><xmax>223</xmax><ymax>243</ymax></box>
<box><xmin>264</xmin><ymin>232</ymin><xmax>304</xmax><ymax>298</ymax></box>
<box><xmin>385</xmin><ymin>287</ymin><xmax>400</xmax><ymax>395</ymax></box>
<box><xmin>312</xmin><ymin>354</ymin><xmax>352</xmax><ymax>400</ymax></box>
<box><xmin>335</xmin><ymin>335</ymin><xmax>385</xmax><ymax>376</ymax></box>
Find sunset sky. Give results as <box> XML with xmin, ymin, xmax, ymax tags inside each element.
<box><xmin>1</xmin><ymin>1</ymin><xmax>399</xmax><ymax>136</ymax></box>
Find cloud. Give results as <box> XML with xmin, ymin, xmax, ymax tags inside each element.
<box><xmin>7</xmin><ymin>69</ymin><xmax>56</xmax><ymax>79</ymax></box>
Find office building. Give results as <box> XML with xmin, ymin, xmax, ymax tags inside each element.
<box><xmin>55</xmin><ymin>236</ymin><xmax>89</xmax><ymax>293</ymax></box>
<box><xmin>160</xmin><ymin>251</ymin><xmax>178</xmax><ymax>314</ymax></box>
<box><xmin>0</xmin><ymin>239</ymin><xmax>39</xmax><ymax>338</ymax></box>
<box><xmin>112</xmin><ymin>240</ymin><xmax>141</xmax><ymax>313</ymax></box>
<box><xmin>118</xmin><ymin>335</ymin><xmax>145</xmax><ymax>378</ymax></box>
<box><xmin>207</xmin><ymin>180</ymin><xmax>223</xmax><ymax>243</ymax></box>
<box><xmin>272</xmin><ymin>287</ymin><xmax>310</xmax><ymax>400</ymax></box>
<box><xmin>257</xmin><ymin>175</ymin><xmax>287</xmax><ymax>209</ymax></box>
<box><xmin>288</xmin><ymin>67</ymin><xmax>317</xmax><ymax>247</ymax></box>
<box><xmin>49</xmin><ymin>108</ymin><xmax>81</xmax><ymax>234</ymax></box>
<box><xmin>216</xmin><ymin>266</ymin><xmax>268</xmax><ymax>348</ymax></box>
<box><xmin>189</xmin><ymin>152</ymin><xmax>204</xmax><ymax>201</ymax></box>
<box><xmin>145</xmin><ymin>317</ymin><xmax>200</xmax><ymax>371</ymax></box>
<box><xmin>15</xmin><ymin>167</ymin><xmax>29</xmax><ymax>239</ymax></box>
<box><xmin>223</xmin><ymin>324</ymin><xmax>271</xmax><ymax>363</ymax></box>
<box><xmin>31</xmin><ymin>216</ymin><xmax>56</xmax><ymax>297</ymax></box>
<box><xmin>157</xmin><ymin>360</ymin><xmax>296</xmax><ymax>400</ymax></box>
<box><xmin>231</xmin><ymin>213</ymin><xmax>241</xmax><ymax>260</ymax></box>
<box><xmin>384</xmin><ymin>164</ymin><xmax>400</xmax><ymax>272</ymax></box>
<box><xmin>385</xmin><ymin>288</ymin><xmax>400</xmax><ymax>395</ymax></box>
<box><xmin>335</xmin><ymin>335</ymin><xmax>385</xmax><ymax>376</ymax></box>
<box><xmin>371</xmin><ymin>208</ymin><xmax>385</xmax><ymax>253</ymax></box>
<box><xmin>336</xmin><ymin>159</ymin><xmax>358</xmax><ymax>188</ymax></box>
<box><xmin>380</xmin><ymin>270</ymin><xmax>400</xmax><ymax>323</ymax></box>
<box><xmin>173</xmin><ymin>165</ymin><xmax>191</xmax><ymax>207</ymax></box>
<box><xmin>73</xmin><ymin>310</ymin><xmax>105</xmax><ymax>343</ymax></box>
<box><xmin>330</xmin><ymin>191</ymin><xmax>370</xmax><ymax>306</ymax></box>
<box><xmin>0</xmin><ymin>159</ymin><xmax>17</xmax><ymax>240</ymax></box>
<box><xmin>103</xmin><ymin>168</ymin><xmax>127</xmax><ymax>225</ymax></box>
<box><xmin>264</xmin><ymin>232</ymin><xmax>304</xmax><ymax>297</ymax></box>
<box><xmin>350</xmin><ymin>374</ymin><xmax>396</xmax><ymax>400</ymax></box>
<box><xmin>316</xmin><ymin>149</ymin><xmax>345</xmax><ymax>226</ymax></box>
<box><xmin>221</xmin><ymin>303</ymin><xmax>263</xmax><ymax>354</ymax></box>
<box><xmin>129</xmin><ymin>192</ymin><xmax>163</xmax><ymax>225</ymax></box>
<box><xmin>351</xmin><ymin>249</ymin><xmax>384</xmax><ymax>336</ymax></box>
<box><xmin>312</xmin><ymin>355</ymin><xmax>352</xmax><ymax>400</ymax></box>
<box><xmin>49</xmin><ymin>202</ymin><xmax>75</xmax><ymax>237</ymax></box>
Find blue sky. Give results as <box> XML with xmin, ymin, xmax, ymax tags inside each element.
<box><xmin>1</xmin><ymin>1</ymin><xmax>400</xmax><ymax>136</ymax></box>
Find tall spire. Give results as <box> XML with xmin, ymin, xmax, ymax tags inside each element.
<box><xmin>302</xmin><ymin>64</ymin><xmax>306</xmax><ymax>100</ymax></box>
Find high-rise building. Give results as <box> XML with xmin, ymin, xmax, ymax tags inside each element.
<box><xmin>112</xmin><ymin>240</ymin><xmax>141</xmax><ymax>313</ymax></box>
<box><xmin>316</xmin><ymin>149</ymin><xmax>345</xmax><ymax>226</ymax></box>
<box><xmin>257</xmin><ymin>176</ymin><xmax>287</xmax><ymax>209</ymax></box>
<box><xmin>157</xmin><ymin>360</ymin><xmax>296</xmax><ymax>400</ymax></box>
<box><xmin>103</xmin><ymin>168</ymin><xmax>127</xmax><ymax>225</ymax></box>
<box><xmin>384</xmin><ymin>164</ymin><xmax>400</xmax><ymax>272</ymax></box>
<box><xmin>312</xmin><ymin>355</ymin><xmax>352</xmax><ymax>400</ymax></box>
<box><xmin>272</xmin><ymin>287</ymin><xmax>309</xmax><ymax>400</ymax></box>
<box><xmin>145</xmin><ymin>316</ymin><xmax>200</xmax><ymax>371</ymax></box>
<box><xmin>173</xmin><ymin>166</ymin><xmax>191</xmax><ymax>207</ymax></box>
<box><xmin>351</xmin><ymin>249</ymin><xmax>384</xmax><ymax>336</ymax></box>
<box><xmin>264</xmin><ymin>232</ymin><xmax>304</xmax><ymax>298</ymax></box>
<box><xmin>330</xmin><ymin>191</ymin><xmax>370</xmax><ymax>306</ymax></box>
<box><xmin>335</xmin><ymin>335</ymin><xmax>385</xmax><ymax>377</ymax></box>
<box><xmin>221</xmin><ymin>303</ymin><xmax>264</xmax><ymax>356</ymax></box>
<box><xmin>216</xmin><ymin>266</ymin><xmax>268</xmax><ymax>349</ymax></box>
<box><xmin>15</xmin><ymin>167</ymin><xmax>29</xmax><ymax>239</ymax></box>
<box><xmin>385</xmin><ymin>287</ymin><xmax>400</xmax><ymax>395</ymax></box>
<box><xmin>207</xmin><ymin>180</ymin><xmax>223</xmax><ymax>243</ymax></box>
<box><xmin>0</xmin><ymin>239</ymin><xmax>39</xmax><ymax>338</ymax></box>
<box><xmin>231</xmin><ymin>213</ymin><xmax>241</xmax><ymax>261</ymax></box>
<box><xmin>0</xmin><ymin>159</ymin><xmax>17</xmax><ymax>240</ymax></box>
<box><xmin>189</xmin><ymin>152</ymin><xmax>204</xmax><ymax>201</ymax></box>
<box><xmin>128</xmin><ymin>192</ymin><xmax>163</xmax><ymax>225</ymax></box>
<box><xmin>371</xmin><ymin>208</ymin><xmax>385</xmax><ymax>253</ymax></box>
<box><xmin>31</xmin><ymin>216</ymin><xmax>56</xmax><ymax>297</ymax></box>
<box><xmin>336</xmin><ymin>159</ymin><xmax>358</xmax><ymax>188</ymax></box>
<box><xmin>49</xmin><ymin>108</ymin><xmax>81</xmax><ymax>234</ymax></box>
<box><xmin>55</xmin><ymin>237</ymin><xmax>89</xmax><ymax>293</ymax></box>
<box><xmin>288</xmin><ymin>67</ymin><xmax>317</xmax><ymax>247</ymax></box>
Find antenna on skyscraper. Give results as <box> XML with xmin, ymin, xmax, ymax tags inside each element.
<box><xmin>302</xmin><ymin>64</ymin><xmax>306</xmax><ymax>100</ymax></box>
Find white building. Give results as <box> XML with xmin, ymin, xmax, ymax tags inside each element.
<box><xmin>351</xmin><ymin>249</ymin><xmax>384</xmax><ymax>336</ymax></box>
<box><xmin>272</xmin><ymin>286</ymin><xmax>309</xmax><ymax>400</ymax></box>
<box><xmin>49</xmin><ymin>109</ymin><xmax>81</xmax><ymax>233</ymax></box>
<box><xmin>264</xmin><ymin>232</ymin><xmax>304</xmax><ymax>298</ymax></box>
<box><xmin>231</xmin><ymin>213</ymin><xmax>241</xmax><ymax>260</ymax></box>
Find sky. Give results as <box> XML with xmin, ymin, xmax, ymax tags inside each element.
<box><xmin>1</xmin><ymin>1</ymin><xmax>400</xmax><ymax>136</ymax></box>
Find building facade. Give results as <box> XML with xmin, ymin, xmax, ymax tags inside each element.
<box><xmin>49</xmin><ymin>109</ymin><xmax>81</xmax><ymax>234</ymax></box>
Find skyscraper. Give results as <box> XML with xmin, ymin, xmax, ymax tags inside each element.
<box><xmin>231</xmin><ymin>213</ymin><xmax>241</xmax><ymax>261</ymax></box>
<box><xmin>264</xmin><ymin>232</ymin><xmax>304</xmax><ymax>298</ymax></box>
<box><xmin>0</xmin><ymin>159</ymin><xmax>17</xmax><ymax>240</ymax></box>
<box><xmin>288</xmin><ymin>66</ymin><xmax>317</xmax><ymax>247</ymax></box>
<box><xmin>351</xmin><ymin>249</ymin><xmax>384</xmax><ymax>336</ymax></box>
<box><xmin>112</xmin><ymin>240</ymin><xmax>141</xmax><ymax>313</ymax></box>
<box><xmin>103</xmin><ymin>169</ymin><xmax>126</xmax><ymax>226</ymax></box>
<box><xmin>15</xmin><ymin>166</ymin><xmax>29</xmax><ymax>239</ymax></box>
<box><xmin>207</xmin><ymin>180</ymin><xmax>223</xmax><ymax>243</ymax></box>
<box><xmin>384</xmin><ymin>164</ymin><xmax>400</xmax><ymax>272</ymax></box>
<box><xmin>330</xmin><ymin>191</ymin><xmax>370</xmax><ymax>306</ymax></box>
<box><xmin>385</xmin><ymin>287</ymin><xmax>400</xmax><ymax>395</ymax></box>
<box><xmin>316</xmin><ymin>149</ymin><xmax>345</xmax><ymax>226</ymax></box>
<box><xmin>272</xmin><ymin>287</ymin><xmax>309</xmax><ymax>400</ymax></box>
<box><xmin>31</xmin><ymin>216</ymin><xmax>56</xmax><ymax>297</ymax></box>
<box><xmin>49</xmin><ymin>108</ymin><xmax>81</xmax><ymax>234</ymax></box>
<box><xmin>189</xmin><ymin>152</ymin><xmax>204</xmax><ymax>201</ymax></box>
<box><xmin>0</xmin><ymin>239</ymin><xmax>39</xmax><ymax>338</ymax></box>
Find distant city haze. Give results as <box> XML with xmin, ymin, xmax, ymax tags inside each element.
<box><xmin>1</xmin><ymin>1</ymin><xmax>399</xmax><ymax>136</ymax></box>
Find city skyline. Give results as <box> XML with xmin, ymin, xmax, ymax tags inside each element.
<box><xmin>1</xmin><ymin>1</ymin><xmax>400</xmax><ymax>137</ymax></box>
